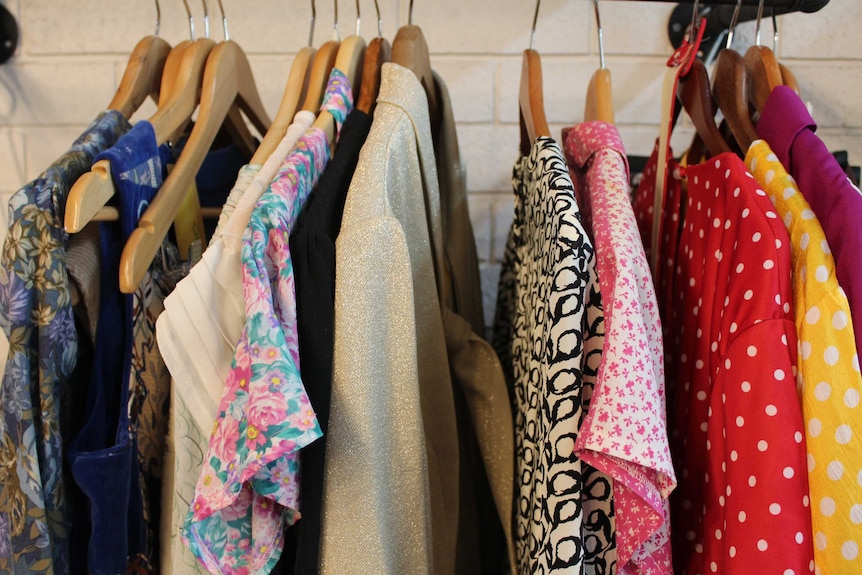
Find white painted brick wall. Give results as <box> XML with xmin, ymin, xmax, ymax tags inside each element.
<box><xmin>0</xmin><ymin>0</ymin><xmax>859</xmax><ymax>327</ymax></box>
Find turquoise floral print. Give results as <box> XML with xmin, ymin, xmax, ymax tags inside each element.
<box><xmin>182</xmin><ymin>69</ymin><xmax>352</xmax><ymax>575</ymax></box>
<box><xmin>0</xmin><ymin>111</ymin><xmax>131</xmax><ymax>575</ymax></box>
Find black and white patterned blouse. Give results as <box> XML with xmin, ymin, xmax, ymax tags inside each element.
<box><xmin>493</xmin><ymin>136</ymin><xmax>616</xmax><ymax>574</ymax></box>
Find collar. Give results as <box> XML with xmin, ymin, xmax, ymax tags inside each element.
<box><xmin>756</xmin><ymin>85</ymin><xmax>816</xmax><ymax>167</ymax></box>
<box><xmin>561</xmin><ymin>121</ymin><xmax>626</xmax><ymax>169</ymax></box>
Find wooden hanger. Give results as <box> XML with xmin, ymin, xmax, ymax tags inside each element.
<box><xmin>677</xmin><ymin>58</ymin><xmax>732</xmax><ymax>157</ymax></box>
<box><xmin>301</xmin><ymin>41</ymin><xmax>341</xmax><ymax>112</ymax></box>
<box><xmin>250</xmin><ymin>46</ymin><xmax>314</xmax><ymax>165</ymax></box>
<box><xmin>312</xmin><ymin>35</ymin><xmax>365</xmax><ymax>150</ymax></box>
<box><xmin>712</xmin><ymin>48</ymin><xmax>758</xmax><ymax>152</ymax></box>
<box><xmin>584</xmin><ymin>0</ymin><xmax>614</xmax><ymax>124</ymax></box>
<box><xmin>392</xmin><ymin>25</ymin><xmax>438</xmax><ymax>124</ymax></box>
<box><xmin>744</xmin><ymin>44</ymin><xmax>783</xmax><ymax>114</ymax></box>
<box><xmin>108</xmin><ymin>35</ymin><xmax>171</xmax><ymax>119</ymax></box>
<box><xmin>780</xmin><ymin>63</ymin><xmax>799</xmax><ymax>94</ymax></box>
<box><xmin>357</xmin><ymin>36</ymin><xmax>390</xmax><ymax>115</ymax></box>
<box><xmin>119</xmin><ymin>38</ymin><xmax>272</xmax><ymax>293</ymax></box>
<box><xmin>519</xmin><ymin>49</ymin><xmax>550</xmax><ymax>155</ymax></box>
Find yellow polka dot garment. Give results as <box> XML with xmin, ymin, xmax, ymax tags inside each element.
<box><xmin>747</xmin><ymin>140</ymin><xmax>862</xmax><ymax>573</ymax></box>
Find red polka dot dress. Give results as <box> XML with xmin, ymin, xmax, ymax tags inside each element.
<box><xmin>671</xmin><ymin>153</ymin><xmax>815</xmax><ymax>575</ymax></box>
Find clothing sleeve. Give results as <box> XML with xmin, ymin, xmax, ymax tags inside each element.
<box><xmin>320</xmin><ymin>215</ymin><xmax>432</xmax><ymax>575</ymax></box>
<box><xmin>700</xmin><ymin>319</ymin><xmax>814</xmax><ymax>574</ymax></box>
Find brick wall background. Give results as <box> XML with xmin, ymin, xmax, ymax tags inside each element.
<box><xmin>0</xmin><ymin>0</ymin><xmax>859</xmax><ymax>326</ymax></box>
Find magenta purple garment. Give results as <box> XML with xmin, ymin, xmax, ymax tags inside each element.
<box><xmin>757</xmin><ymin>86</ymin><xmax>862</xmax><ymax>355</ymax></box>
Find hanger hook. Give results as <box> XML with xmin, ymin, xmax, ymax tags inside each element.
<box><xmin>355</xmin><ymin>0</ymin><xmax>360</xmax><ymax>36</ymax></box>
<box><xmin>308</xmin><ymin>0</ymin><xmax>316</xmax><ymax>47</ymax></box>
<box><xmin>181</xmin><ymin>0</ymin><xmax>195</xmax><ymax>40</ymax></box>
<box><xmin>688</xmin><ymin>0</ymin><xmax>701</xmax><ymax>44</ymax></box>
<box><xmin>153</xmin><ymin>0</ymin><xmax>161</xmax><ymax>37</ymax></box>
<box><xmin>755</xmin><ymin>0</ymin><xmax>765</xmax><ymax>46</ymax></box>
<box><xmin>530</xmin><ymin>0</ymin><xmax>541</xmax><ymax>50</ymax></box>
<box><xmin>333</xmin><ymin>0</ymin><xmax>340</xmax><ymax>41</ymax></box>
<box><xmin>200</xmin><ymin>0</ymin><xmax>210</xmax><ymax>39</ymax></box>
<box><xmin>592</xmin><ymin>0</ymin><xmax>604</xmax><ymax>69</ymax></box>
<box><xmin>374</xmin><ymin>0</ymin><xmax>382</xmax><ymax>37</ymax></box>
<box><xmin>772</xmin><ymin>10</ymin><xmax>779</xmax><ymax>53</ymax></box>
<box><xmin>726</xmin><ymin>0</ymin><xmax>742</xmax><ymax>49</ymax></box>
<box><xmin>216</xmin><ymin>0</ymin><xmax>229</xmax><ymax>40</ymax></box>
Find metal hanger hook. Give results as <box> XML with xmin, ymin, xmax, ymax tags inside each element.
<box><xmin>530</xmin><ymin>0</ymin><xmax>541</xmax><ymax>50</ymax></box>
<box><xmin>688</xmin><ymin>0</ymin><xmax>701</xmax><ymax>44</ymax></box>
<box><xmin>355</xmin><ymin>0</ymin><xmax>360</xmax><ymax>36</ymax></box>
<box><xmin>333</xmin><ymin>0</ymin><xmax>340</xmax><ymax>41</ymax></box>
<box><xmin>409</xmin><ymin>0</ymin><xmax>414</xmax><ymax>26</ymax></box>
<box><xmin>772</xmin><ymin>10</ymin><xmax>779</xmax><ymax>53</ymax></box>
<box><xmin>754</xmin><ymin>0</ymin><xmax>765</xmax><ymax>47</ymax></box>
<box><xmin>308</xmin><ymin>0</ymin><xmax>316</xmax><ymax>47</ymax></box>
<box><xmin>593</xmin><ymin>0</ymin><xmax>605</xmax><ymax>69</ymax></box>
<box><xmin>216</xmin><ymin>0</ymin><xmax>229</xmax><ymax>40</ymax></box>
<box><xmin>200</xmin><ymin>0</ymin><xmax>210</xmax><ymax>39</ymax></box>
<box><xmin>153</xmin><ymin>0</ymin><xmax>161</xmax><ymax>37</ymax></box>
<box><xmin>181</xmin><ymin>0</ymin><xmax>195</xmax><ymax>40</ymax></box>
<box><xmin>726</xmin><ymin>0</ymin><xmax>742</xmax><ymax>50</ymax></box>
<box><xmin>374</xmin><ymin>0</ymin><xmax>382</xmax><ymax>37</ymax></box>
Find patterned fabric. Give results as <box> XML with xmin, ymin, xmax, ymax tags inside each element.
<box><xmin>0</xmin><ymin>110</ymin><xmax>131</xmax><ymax>575</ymax></box>
<box><xmin>493</xmin><ymin>136</ymin><xmax>613</xmax><ymax>573</ymax></box>
<box><xmin>182</xmin><ymin>69</ymin><xmax>352</xmax><ymax>575</ymax></box>
<box><xmin>666</xmin><ymin>153</ymin><xmax>814</xmax><ymax>574</ymax></box>
<box><xmin>563</xmin><ymin>122</ymin><xmax>676</xmax><ymax>575</ymax></box>
<box><xmin>746</xmin><ymin>140</ymin><xmax>862</xmax><ymax>573</ymax></box>
<box><xmin>211</xmin><ymin>164</ymin><xmax>262</xmax><ymax>244</ymax></box>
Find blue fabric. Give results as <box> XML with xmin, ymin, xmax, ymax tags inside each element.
<box><xmin>67</xmin><ymin>121</ymin><xmax>172</xmax><ymax>575</ymax></box>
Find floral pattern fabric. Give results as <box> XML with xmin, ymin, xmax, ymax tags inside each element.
<box><xmin>0</xmin><ymin>110</ymin><xmax>131</xmax><ymax>575</ymax></box>
<box><xmin>746</xmin><ymin>140</ymin><xmax>862</xmax><ymax>573</ymax></box>
<box><xmin>182</xmin><ymin>69</ymin><xmax>352</xmax><ymax>575</ymax></box>
<box><xmin>563</xmin><ymin>122</ymin><xmax>676</xmax><ymax>574</ymax></box>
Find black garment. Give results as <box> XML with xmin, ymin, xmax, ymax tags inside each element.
<box><xmin>281</xmin><ymin>109</ymin><xmax>373</xmax><ymax>575</ymax></box>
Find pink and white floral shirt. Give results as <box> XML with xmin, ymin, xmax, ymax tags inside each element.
<box><xmin>563</xmin><ymin>122</ymin><xmax>677</xmax><ymax>574</ymax></box>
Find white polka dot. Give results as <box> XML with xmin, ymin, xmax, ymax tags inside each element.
<box><xmin>711</xmin><ymin>341</ymin><xmax>718</xmax><ymax>352</ymax></box>
<box><xmin>736</xmin><ymin>416</ymin><xmax>745</xmax><ymax>427</ymax></box>
<box><xmin>729</xmin><ymin>546</ymin><xmax>737</xmax><ymax>558</ymax></box>
<box><xmin>700</xmin><ymin>422</ymin><xmax>708</xmax><ymax>432</ymax></box>
<box><xmin>765</xmin><ymin>404</ymin><xmax>778</xmax><ymax>416</ymax></box>
<box><xmin>738</xmin><ymin>511</ymin><xmax>747</xmax><ymax>522</ymax></box>
<box><xmin>730</xmin><ymin>322</ymin><xmax>738</xmax><ymax>333</ymax></box>
<box><xmin>795</xmin><ymin>431</ymin><xmax>803</xmax><ymax>443</ymax></box>
<box><xmin>850</xmin><ymin>504</ymin><xmax>862</xmax><ymax>524</ymax></box>
<box><xmin>815</xmin><ymin>265</ymin><xmax>829</xmax><ymax>283</ymax></box>
<box><xmin>757</xmin><ymin>539</ymin><xmax>768</xmax><ymax>551</ymax></box>
<box><xmin>764</xmin><ymin>169</ymin><xmax>775</xmax><ymax>183</ymax></box>
<box><xmin>741</xmin><ymin>381</ymin><xmax>751</xmax><ymax>392</ymax></box>
<box><xmin>800</xmin><ymin>233</ymin><xmax>810</xmax><ymax>250</ymax></box>
<box><xmin>821</xmin><ymin>239</ymin><xmax>831</xmax><ymax>254</ymax></box>
<box><xmin>748</xmin><ymin>475</ymin><xmax>757</xmax><ymax>487</ymax></box>
<box><xmin>744</xmin><ymin>289</ymin><xmax>754</xmax><ymax>300</ymax></box>
<box><xmin>752</xmin><ymin>231</ymin><xmax>762</xmax><ymax>242</ymax></box>
<box><xmin>725</xmin><ymin>358</ymin><xmax>732</xmax><ymax>370</ymax></box>
<box><xmin>815</xmin><ymin>532</ymin><xmax>828</xmax><ymax>551</ymax></box>
<box><xmin>821</xmin><ymin>497</ymin><xmax>837</xmax><ymax>517</ymax></box>
<box><xmin>809</xmin><ymin>418</ymin><xmax>823</xmax><ymax>437</ymax></box>
<box><xmin>808</xmin><ymin>453</ymin><xmax>816</xmax><ymax>472</ymax></box>
<box><xmin>742</xmin><ymin>208</ymin><xmax>751</xmax><ymax>218</ymax></box>
<box><xmin>713</xmin><ymin>217</ymin><xmax>721</xmax><ymax>228</ymax></box>
<box><xmin>801</xmin><ymin>209</ymin><xmax>816</xmax><ymax>220</ymax></box>
<box><xmin>758</xmin><ymin>440</ymin><xmax>768</xmax><ymax>452</ymax></box>
<box><xmin>719</xmin><ymin>495</ymin><xmax>726</xmax><ymax>506</ymax></box>
<box><xmin>801</xmin><ymin>341</ymin><xmax>813</xmax><ymax>360</ymax></box>
<box><xmin>747</xmin><ymin>345</ymin><xmax>758</xmax><ymax>357</ymax></box>
<box><xmin>806</xmin><ymin>306</ymin><xmax>821</xmax><ymax>325</ymax></box>
<box><xmin>736</xmin><ymin>263</ymin><xmax>745</xmax><ymax>273</ymax></box>
<box><xmin>827</xmin><ymin>460</ymin><xmax>844</xmax><ymax>481</ymax></box>
<box><xmin>710</xmin><ymin>561</ymin><xmax>718</xmax><ymax>572</ymax></box>
<box><xmin>776</xmin><ymin>238</ymin><xmax>783</xmax><ymax>250</ymax></box>
<box><xmin>804</xmin><ymin>495</ymin><xmax>810</xmax><ymax>507</ymax></box>
<box><xmin>815</xmin><ymin>382</ymin><xmax>832</xmax><ymax>401</ymax></box>
<box><xmin>767</xmin><ymin>153</ymin><xmax>778</xmax><ymax>162</ymax></box>
<box><xmin>696</xmin><ymin>359</ymin><xmax>704</xmax><ymax>369</ymax></box>
<box><xmin>783</xmin><ymin>466</ymin><xmax>795</xmax><ymax>479</ymax></box>
<box><xmin>795</xmin><ymin>532</ymin><xmax>805</xmax><ymax>544</ymax></box>
<box><xmin>774</xmin><ymin>369</ymin><xmax>786</xmax><ymax>381</ymax></box>
<box><xmin>845</xmin><ymin>389</ymin><xmax>861</xmax><ymax>408</ymax></box>
<box><xmin>766</xmin><ymin>211</ymin><xmax>777</xmax><ymax>219</ymax></box>
<box><xmin>842</xmin><ymin>541</ymin><xmax>859</xmax><ymax>560</ymax></box>
<box><xmin>836</xmin><ymin>424</ymin><xmax>852</xmax><ymax>444</ymax></box>
<box><xmin>715</xmin><ymin>529</ymin><xmax>723</xmax><ymax>541</ymax></box>
<box><xmin>769</xmin><ymin>503</ymin><xmax>781</xmax><ymax>515</ymax></box>
<box><xmin>783</xmin><ymin>187</ymin><xmax>795</xmax><ymax>199</ymax></box>
<box><xmin>824</xmin><ymin>347</ymin><xmax>840</xmax><ymax>366</ymax></box>
<box><xmin>750</xmin><ymin>159</ymin><xmax>757</xmax><ymax>171</ymax></box>
<box><xmin>833</xmin><ymin>311</ymin><xmax>849</xmax><ymax>330</ymax></box>
<box><xmin>695</xmin><ymin>543</ymin><xmax>703</xmax><ymax>552</ymax></box>
<box><xmin>733</xmin><ymin>187</ymin><xmax>740</xmax><ymax>197</ymax></box>
<box><xmin>731</xmin><ymin>450</ymin><xmax>739</xmax><ymax>461</ymax></box>
<box><xmin>697</xmin><ymin>390</ymin><xmax>707</xmax><ymax>401</ymax></box>
<box><xmin>854</xmin><ymin>355</ymin><xmax>860</xmax><ymax>373</ymax></box>
<box><xmin>784</xmin><ymin>302</ymin><xmax>791</xmax><ymax>313</ymax></box>
<box><xmin>784</xmin><ymin>212</ymin><xmax>793</xmax><ymax>227</ymax></box>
